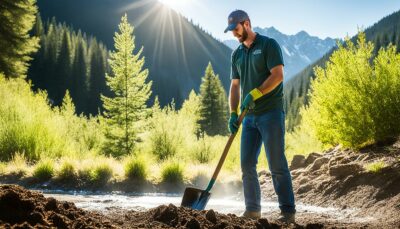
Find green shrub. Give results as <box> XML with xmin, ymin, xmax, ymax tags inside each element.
<box><xmin>33</xmin><ymin>159</ymin><xmax>55</xmax><ymax>181</ymax></box>
<box><xmin>124</xmin><ymin>156</ymin><xmax>148</xmax><ymax>180</ymax></box>
<box><xmin>301</xmin><ymin>32</ymin><xmax>400</xmax><ymax>148</ymax></box>
<box><xmin>161</xmin><ymin>161</ymin><xmax>184</xmax><ymax>183</ymax></box>
<box><xmin>89</xmin><ymin>163</ymin><xmax>113</xmax><ymax>184</ymax></box>
<box><xmin>193</xmin><ymin>137</ymin><xmax>213</xmax><ymax>163</ymax></box>
<box><xmin>0</xmin><ymin>76</ymin><xmax>102</xmax><ymax>162</ymax></box>
<box><xmin>151</xmin><ymin>131</ymin><xmax>177</xmax><ymax>160</ymax></box>
<box><xmin>57</xmin><ymin>160</ymin><xmax>76</xmax><ymax>180</ymax></box>
<box><xmin>149</xmin><ymin>104</ymin><xmax>182</xmax><ymax>161</ymax></box>
<box><xmin>365</xmin><ymin>161</ymin><xmax>386</xmax><ymax>173</ymax></box>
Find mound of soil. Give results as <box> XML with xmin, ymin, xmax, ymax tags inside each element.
<box><xmin>0</xmin><ymin>184</ymin><xmax>116</xmax><ymax>228</ymax></box>
<box><xmin>105</xmin><ymin>204</ymin><xmax>285</xmax><ymax>229</ymax></box>
<box><xmin>260</xmin><ymin>140</ymin><xmax>400</xmax><ymax>228</ymax></box>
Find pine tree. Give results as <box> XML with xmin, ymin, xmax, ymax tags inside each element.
<box><xmin>0</xmin><ymin>0</ymin><xmax>39</xmax><ymax>78</ymax></box>
<box><xmin>101</xmin><ymin>14</ymin><xmax>152</xmax><ymax>157</ymax></box>
<box><xmin>54</xmin><ymin>28</ymin><xmax>72</xmax><ymax>105</ymax></box>
<box><xmin>28</xmin><ymin>14</ymin><xmax>46</xmax><ymax>89</ymax></box>
<box><xmin>41</xmin><ymin>19</ymin><xmax>59</xmax><ymax>103</ymax></box>
<box><xmin>88</xmin><ymin>39</ymin><xmax>107</xmax><ymax>114</ymax></box>
<box><xmin>60</xmin><ymin>90</ymin><xmax>75</xmax><ymax>116</ymax></box>
<box><xmin>197</xmin><ymin>62</ymin><xmax>229</xmax><ymax>136</ymax></box>
<box><xmin>71</xmin><ymin>37</ymin><xmax>88</xmax><ymax>113</ymax></box>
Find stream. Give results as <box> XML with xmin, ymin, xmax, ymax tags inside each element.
<box><xmin>38</xmin><ymin>189</ymin><xmax>365</xmax><ymax>222</ymax></box>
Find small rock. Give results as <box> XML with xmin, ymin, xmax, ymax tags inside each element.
<box><xmin>28</xmin><ymin>212</ymin><xmax>45</xmax><ymax>225</ymax></box>
<box><xmin>305</xmin><ymin>152</ymin><xmax>322</xmax><ymax>166</ymax></box>
<box><xmin>45</xmin><ymin>197</ymin><xmax>58</xmax><ymax>211</ymax></box>
<box><xmin>329</xmin><ymin>163</ymin><xmax>364</xmax><ymax>178</ymax></box>
<box><xmin>153</xmin><ymin>204</ymin><xmax>179</xmax><ymax>226</ymax></box>
<box><xmin>297</xmin><ymin>184</ymin><xmax>313</xmax><ymax>194</ymax></box>
<box><xmin>290</xmin><ymin>155</ymin><xmax>306</xmax><ymax>170</ymax></box>
<box><xmin>49</xmin><ymin>213</ymin><xmax>68</xmax><ymax>229</ymax></box>
<box><xmin>186</xmin><ymin>218</ymin><xmax>200</xmax><ymax>229</ymax></box>
<box><xmin>310</xmin><ymin>157</ymin><xmax>329</xmax><ymax>171</ymax></box>
<box><xmin>206</xmin><ymin>209</ymin><xmax>217</xmax><ymax>223</ymax></box>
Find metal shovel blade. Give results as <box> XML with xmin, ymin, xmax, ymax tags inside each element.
<box><xmin>181</xmin><ymin>187</ymin><xmax>211</xmax><ymax>210</ymax></box>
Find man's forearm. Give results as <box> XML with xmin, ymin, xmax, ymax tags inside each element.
<box><xmin>258</xmin><ymin>70</ymin><xmax>283</xmax><ymax>95</ymax></box>
<box><xmin>229</xmin><ymin>84</ymin><xmax>240</xmax><ymax>113</ymax></box>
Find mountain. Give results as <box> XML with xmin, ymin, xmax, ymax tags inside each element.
<box><xmin>223</xmin><ymin>26</ymin><xmax>337</xmax><ymax>81</ymax></box>
<box><xmin>36</xmin><ymin>0</ymin><xmax>232</xmax><ymax>107</ymax></box>
<box><xmin>284</xmin><ymin>9</ymin><xmax>400</xmax><ymax>131</ymax></box>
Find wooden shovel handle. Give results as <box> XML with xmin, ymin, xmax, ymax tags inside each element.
<box><xmin>205</xmin><ymin>109</ymin><xmax>247</xmax><ymax>191</ymax></box>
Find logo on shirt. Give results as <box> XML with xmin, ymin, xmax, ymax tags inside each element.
<box><xmin>253</xmin><ymin>49</ymin><xmax>262</xmax><ymax>55</ymax></box>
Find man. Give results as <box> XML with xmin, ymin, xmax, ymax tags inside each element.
<box><xmin>224</xmin><ymin>10</ymin><xmax>296</xmax><ymax>223</ymax></box>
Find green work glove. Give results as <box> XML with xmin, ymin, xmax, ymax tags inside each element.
<box><xmin>240</xmin><ymin>88</ymin><xmax>263</xmax><ymax>113</ymax></box>
<box><xmin>228</xmin><ymin>112</ymin><xmax>239</xmax><ymax>134</ymax></box>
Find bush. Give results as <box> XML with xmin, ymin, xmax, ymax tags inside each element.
<box><xmin>151</xmin><ymin>131</ymin><xmax>178</xmax><ymax>161</ymax></box>
<box><xmin>89</xmin><ymin>163</ymin><xmax>113</xmax><ymax>184</ymax></box>
<box><xmin>193</xmin><ymin>136</ymin><xmax>213</xmax><ymax>163</ymax></box>
<box><xmin>365</xmin><ymin>161</ymin><xmax>386</xmax><ymax>173</ymax></box>
<box><xmin>33</xmin><ymin>159</ymin><xmax>55</xmax><ymax>181</ymax></box>
<box><xmin>124</xmin><ymin>156</ymin><xmax>148</xmax><ymax>180</ymax></box>
<box><xmin>149</xmin><ymin>104</ymin><xmax>182</xmax><ymax>161</ymax></box>
<box><xmin>301</xmin><ymin>32</ymin><xmax>400</xmax><ymax>148</ymax></box>
<box><xmin>57</xmin><ymin>160</ymin><xmax>76</xmax><ymax>180</ymax></box>
<box><xmin>0</xmin><ymin>76</ymin><xmax>102</xmax><ymax>162</ymax></box>
<box><xmin>161</xmin><ymin>161</ymin><xmax>184</xmax><ymax>183</ymax></box>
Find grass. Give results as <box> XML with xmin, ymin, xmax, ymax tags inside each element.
<box><xmin>161</xmin><ymin>161</ymin><xmax>184</xmax><ymax>183</ymax></box>
<box><xmin>33</xmin><ymin>159</ymin><xmax>55</xmax><ymax>181</ymax></box>
<box><xmin>57</xmin><ymin>159</ymin><xmax>76</xmax><ymax>180</ymax></box>
<box><xmin>89</xmin><ymin>163</ymin><xmax>114</xmax><ymax>185</ymax></box>
<box><xmin>5</xmin><ymin>153</ymin><xmax>29</xmax><ymax>176</ymax></box>
<box><xmin>285</xmin><ymin>124</ymin><xmax>326</xmax><ymax>162</ymax></box>
<box><xmin>365</xmin><ymin>161</ymin><xmax>386</xmax><ymax>173</ymax></box>
<box><xmin>124</xmin><ymin>156</ymin><xmax>148</xmax><ymax>181</ymax></box>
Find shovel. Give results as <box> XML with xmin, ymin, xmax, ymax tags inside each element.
<box><xmin>181</xmin><ymin>109</ymin><xmax>247</xmax><ymax>210</ymax></box>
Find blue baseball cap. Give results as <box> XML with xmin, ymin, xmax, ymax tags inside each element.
<box><xmin>224</xmin><ymin>10</ymin><xmax>249</xmax><ymax>33</ymax></box>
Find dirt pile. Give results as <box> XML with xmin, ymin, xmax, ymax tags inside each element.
<box><xmin>0</xmin><ymin>184</ymin><xmax>116</xmax><ymax>228</ymax></box>
<box><xmin>260</xmin><ymin>140</ymin><xmax>400</xmax><ymax>228</ymax></box>
<box><xmin>104</xmin><ymin>204</ymin><xmax>294</xmax><ymax>229</ymax></box>
<box><xmin>104</xmin><ymin>203</ymin><xmax>337</xmax><ymax>229</ymax></box>
<box><xmin>0</xmin><ymin>185</ymin><xmax>332</xmax><ymax>229</ymax></box>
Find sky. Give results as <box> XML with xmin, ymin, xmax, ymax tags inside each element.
<box><xmin>158</xmin><ymin>0</ymin><xmax>400</xmax><ymax>41</ymax></box>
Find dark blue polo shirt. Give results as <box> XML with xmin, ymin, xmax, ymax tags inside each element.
<box><xmin>231</xmin><ymin>33</ymin><xmax>284</xmax><ymax>115</ymax></box>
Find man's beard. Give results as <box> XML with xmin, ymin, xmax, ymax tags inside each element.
<box><xmin>238</xmin><ymin>29</ymin><xmax>248</xmax><ymax>43</ymax></box>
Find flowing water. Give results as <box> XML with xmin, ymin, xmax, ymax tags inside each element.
<box><xmin>39</xmin><ymin>189</ymin><xmax>362</xmax><ymax>221</ymax></box>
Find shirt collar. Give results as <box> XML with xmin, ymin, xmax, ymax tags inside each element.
<box><xmin>240</xmin><ymin>32</ymin><xmax>259</xmax><ymax>50</ymax></box>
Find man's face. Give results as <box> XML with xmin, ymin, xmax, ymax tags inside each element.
<box><xmin>232</xmin><ymin>22</ymin><xmax>248</xmax><ymax>43</ymax></box>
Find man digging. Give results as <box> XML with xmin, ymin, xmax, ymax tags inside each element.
<box><xmin>225</xmin><ymin>9</ymin><xmax>296</xmax><ymax>223</ymax></box>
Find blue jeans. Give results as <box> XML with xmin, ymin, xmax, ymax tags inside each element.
<box><xmin>240</xmin><ymin>109</ymin><xmax>296</xmax><ymax>213</ymax></box>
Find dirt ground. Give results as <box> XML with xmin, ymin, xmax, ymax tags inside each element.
<box><xmin>0</xmin><ymin>140</ymin><xmax>399</xmax><ymax>228</ymax></box>
<box><xmin>260</xmin><ymin>139</ymin><xmax>400</xmax><ymax>228</ymax></box>
<box><xmin>0</xmin><ymin>184</ymin><xmax>322</xmax><ymax>228</ymax></box>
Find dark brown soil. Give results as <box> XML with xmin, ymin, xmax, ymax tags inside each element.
<box><xmin>0</xmin><ymin>184</ymin><xmax>333</xmax><ymax>229</ymax></box>
<box><xmin>0</xmin><ymin>184</ymin><xmax>116</xmax><ymax>228</ymax></box>
<box><xmin>104</xmin><ymin>204</ymin><xmax>287</xmax><ymax>229</ymax></box>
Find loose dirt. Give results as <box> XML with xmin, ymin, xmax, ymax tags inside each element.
<box><xmin>260</xmin><ymin>139</ymin><xmax>400</xmax><ymax>228</ymax></box>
